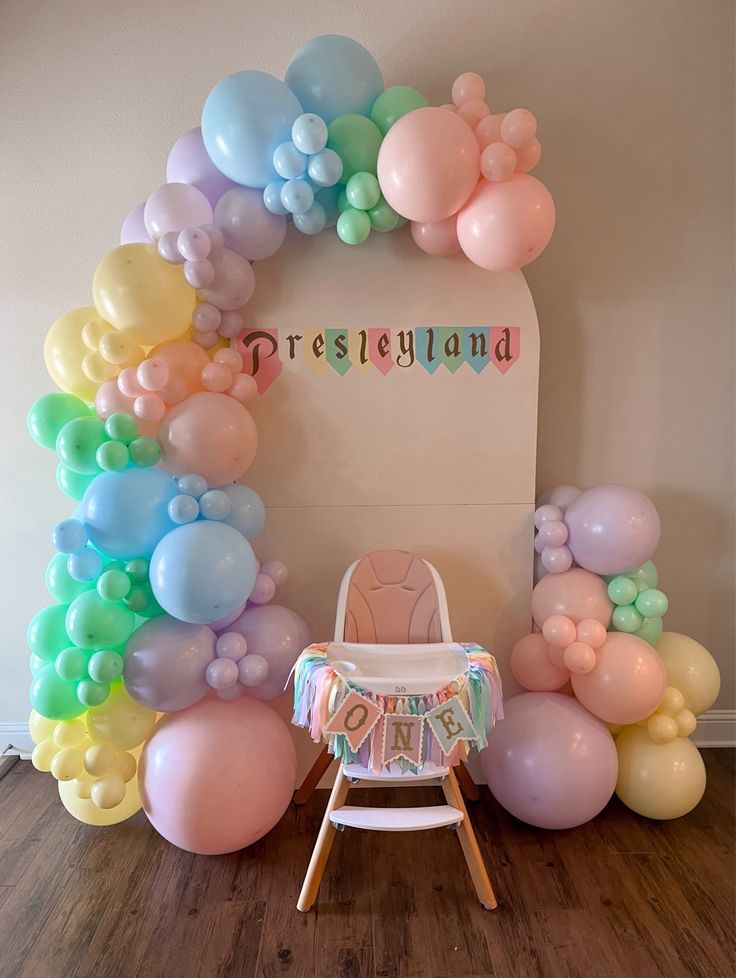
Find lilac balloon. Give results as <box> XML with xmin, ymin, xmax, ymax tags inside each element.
<box><xmin>214</xmin><ymin>188</ymin><xmax>288</xmax><ymax>262</ymax></box>
<box><xmin>206</xmin><ymin>657</ymin><xmax>239</xmax><ymax>690</ymax></box>
<box><xmin>225</xmin><ymin>604</ymin><xmax>310</xmax><ymax>700</ymax></box>
<box><xmin>198</xmin><ymin>249</ymin><xmax>256</xmax><ymax>311</ymax></box>
<box><xmin>564</xmin><ymin>484</ymin><xmax>661</xmax><ymax>575</ymax></box>
<box><xmin>144</xmin><ymin>183</ymin><xmax>214</xmax><ymax>241</ymax></box>
<box><xmin>120</xmin><ymin>202</ymin><xmax>151</xmax><ymax>245</ymax></box>
<box><xmin>481</xmin><ymin>692</ymin><xmax>618</xmax><ymax>829</ymax></box>
<box><xmin>166</xmin><ymin>127</ymin><xmax>237</xmax><ymax>207</ymax></box>
<box><xmin>238</xmin><ymin>653</ymin><xmax>269</xmax><ymax>687</ymax></box>
<box><xmin>123</xmin><ymin>615</ymin><xmax>216</xmax><ymax>711</ymax></box>
<box><xmin>536</xmin><ymin>485</ymin><xmax>582</xmax><ymax>512</ymax></box>
<box><xmin>210</xmin><ymin>602</ymin><xmax>246</xmax><ymax>632</ymax></box>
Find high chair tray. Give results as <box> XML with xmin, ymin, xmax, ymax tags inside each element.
<box><xmin>326</xmin><ymin>641</ymin><xmax>469</xmax><ymax>695</ymax></box>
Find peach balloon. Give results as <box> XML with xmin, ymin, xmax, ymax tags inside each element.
<box><xmin>158</xmin><ymin>391</ymin><xmax>258</xmax><ymax>485</ymax></box>
<box><xmin>542</xmin><ymin>614</ymin><xmax>576</xmax><ymax>648</ymax></box>
<box><xmin>95</xmin><ymin>381</ymin><xmax>158</xmax><ymax>438</ymax></box>
<box><xmin>377</xmin><ymin>107</ymin><xmax>480</xmax><ymax>223</ymax></box>
<box><xmin>456</xmin><ymin>174</ymin><xmax>556</xmax><ymax>271</ymax></box>
<box><xmin>475</xmin><ymin>113</ymin><xmax>506</xmax><ymax>149</ymax></box>
<box><xmin>531</xmin><ymin>568</ymin><xmax>613</xmax><ymax>630</ymax></box>
<box><xmin>410</xmin><ymin>216</ymin><xmax>461</xmax><ymax>257</ymax></box>
<box><xmin>149</xmin><ymin>339</ymin><xmax>209</xmax><ymax>394</ymax></box>
<box><xmin>571</xmin><ymin>632</ymin><xmax>667</xmax><ymax>725</ymax></box>
<box><xmin>510</xmin><ymin>632</ymin><xmax>569</xmax><ymax>691</ymax></box>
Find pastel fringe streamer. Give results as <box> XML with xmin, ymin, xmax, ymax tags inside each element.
<box><xmin>292</xmin><ymin>643</ymin><xmax>504</xmax><ymax>772</ymax></box>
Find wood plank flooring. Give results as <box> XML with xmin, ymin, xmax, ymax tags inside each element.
<box><xmin>0</xmin><ymin>749</ymin><xmax>733</xmax><ymax>978</ymax></box>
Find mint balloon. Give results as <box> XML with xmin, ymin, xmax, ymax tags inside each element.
<box><xmin>327</xmin><ymin>114</ymin><xmax>382</xmax><ymax>182</ymax></box>
<box><xmin>28</xmin><ymin>393</ymin><xmax>89</xmax><ymax>451</ymax></box>
<box><xmin>27</xmin><ymin>605</ymin><xmax>70</xmax><ymax>661</ymax></box>
<box><xmin>66</xmin><ymin>590</ymin><xmax>135</xmax><ymax>651</ymax></box>
<box><xmin>56</xmin><ymin>416</ymin><xmax>106</xmax><ymax>475</ymax></box>
<box><xmin>46</xmin><ymin>553</ymin><xmax>94</xmax><ymax>604</ymax></box>
<box><xmin>56</xmin><ymin>463</ymin><xmax>95</xmax><ymax>501</ymax></box>
<box><xmin>30</xmin><ymin>664</ymin><xmax>84</xmax><ymax>720</ymax></box>
<box><xmin>370</xmin><ymin>85</ymin><xmax>428</xmax><ymax>135</ymax></box>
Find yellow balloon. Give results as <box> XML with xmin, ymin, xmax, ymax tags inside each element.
<box><xmin>43</xmin><ymin>307</ymin><xmax>110</xmax><ymax>400</ymax></box>
<box><xmin>50</xmin><ymin>747</ymin><xmax>84</xmax><ymax>781</ymax></box>
<box><xmin>31</xmin><ymin>740</ymin><xmax>57</xmax><ymax>772</ymax></box>
<box><xmin>656</xmin><ymin>632</ymin><xmax>721</xmax><ymax>716</ymax></box>
<box><xmin>59</xmin><ymin>770</ymin><xmax>141</xmax><ymax>825</ymax></box>
<box><xmin>92</xmin><ymin>244</ymin><xmax>195</xmax><ymax>346</ymax></box>
<box><xmin>91</xmin><ymin>774</ymin><xmax>127</xmax><ymax>809</ymax></box>
<box><xmin>86</xmin><ymin>683</ymin><xmax>156</xmax><ymax>751</ymax></box>
<box><xmin>615</xmin><ymin>726</ymin><xmax>706</xmax><ymax>819</ymax></box>
<box><xmin>29</xmin><ymin>709</ymin><xmax>56</xmax><ymax>745</ymax></box>
<box><xmin>53</xmin><ymin>718</ymin><xmax>87</xmax><ymax>749</ymax></box>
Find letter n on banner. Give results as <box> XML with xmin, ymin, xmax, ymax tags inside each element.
<box><xmin>382</xmin><ymin>715</ymin><xmax>424</xmax><ymax>766</ymax></box>
<box><xmin>463</xmin><ymin>327</ymin><xmax>490</xmax><ymax>374</ymax></box>
<box><xmin>237</xmin><ymin>329</ymin><xmax>282</xmax><ymax>393</ymax></box>
<box><xmin>325</xmin><ymin>691</ymin><xmax>382</xmax><ymax>751</ymax></box>
<box><xmin>490</xmin><ymin>326</ymin><xmax>520</xmax><ymax>374</ymax></box>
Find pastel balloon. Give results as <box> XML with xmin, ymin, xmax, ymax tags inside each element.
<box><xmin>219</xmin><ymin>484</ymin><xmax>266</xmax><ymax>539</ymax></box>
<box><xmin>285</xmin><ymin>34</ymin><xmax>383</xmax><ymax>124</ymax></box>
<box><xmin>150</xmin><ymin>521</ymin><xmax>257</xmax><ymax>624</ymax></box>
<box><xmin>542</xmin><ymin>614</ymin><xmax>576</xmax><ymax>648</ymax></box>
<box><xmin>615</xmin><ymin>727</ymin><xmax>706</xmax><ymax>820</ymax></box>
<box><xmin>214</xmin><ymin>187</ymin><xmax>287</xmax><ymax>261</ymax></box>
<box><xmin>86</xmin><ymin>683</ymin><xmax>156</xmax><ymax>750</ymax></box>
<box><xmin>536</xmin><ymin>485</ymin><xmax>582</xmax><ymax>511</ymax></box>
<box><xmin>481</xmin><ymin>692</ymin><xmax>618</xmax><ymax>829</ymax></box>
<box><xmin>93</xmin><ymin>245</ymin><xmax>196</xmax><ymax>346</ymax></box>
<box><xmin>157</xmin><ymin>392</ymin><xmax>258</xmax><ymax>485</ymax></box>
<box><xmin>457</xmin><ymin>174</ymin><xmax>556</xmax><ymax>271</ymax></box>
<box><xmin>202</xmin><ymin>70</ymin><xmax>303</xmax><ymax>188</ymax></box>
<box><xmin>571</xmin><ymin>632</ymin><xmax>667</xmax><ymax>725</ymax></box>
<box><xmin>147</xmin><ymin>339</ymin><xmax>208</xmax><ymax>394</ymax></box>
<box><xmin>371</xmin><ymin>85</ymin><xmax>428</xmax><ymax>135</ymax></box>
<box><xmin>410</xmin><ymin>216</ymin><xmax>461</xmax><ymax>257</ymax></box>
<box><xmin>59</xmin><ymin>770</ymin><xmax>142</xmax><ymax>825</ymax></box>
<box><xmin>66</xmin><ymin>589</ymin><xmax>135</xmax><ymax>650</ymax></box>
<box><xmin>225</xmin><ymin>604</ymin><xmax>311</xmax><ymax>700</ymax></box>
<box><xmin>27</xmin><ymin>393</ymin><xmax>89</xmax><ymax>451</ymax></box>
<box><xmin>44</xmin><ymin>307</ymin><xmax>110</xmax><ymax>401</ymax></box>
<box><xmin>94</xmin><ymin>382</ymin><xmax>155</xmax><ymax>439</ymax></box>
<box><xmin>120</xmin><ymin>202</ymin><xmax>151</xmax><ymax>245</ymax></box>
<box><xmin>510</xmin><ymin>632</ymin><xmax>569</xmax><ymax>691</ymax></box>
<box><xmin>166</xmin><ymin>127</ymin><xmax>237</xmax><ymax>206</ymax></box>
<box><xmin>197</xmin><ymin>248</ymin><xmax>256</xmax><ymax>311</ymax></box>
<box><xmin>139</xmin><ymin>696</ymin><xmax>296</xmax><ymax>853</ymax></box>
<box><xmin>655</xmin><ymin>632</ymin><xmax>721</xmax><ymax>716</ymax></box>
<box><xmin>377</xmin><ymin>107</ymin><xmax>480</xmax><ymax>223</ymax></box>
<box><xmin>30</xmin><ymin>664</ymin><xmax>84</xmax><ymax>721</ymax></box>
<box><xmin>531</xmin><ymin>568</ymin><xmax>613</xmax><ymax>629</ymax></box>
<box><xmin>564</xmin><ymin>485</ymin><xmax>662</xmax><ymax>575</ymax></box>
<box><xmin>124</xmin><ymin>616</ymin><xmax>216</xmax><ymax>711</ymax></box>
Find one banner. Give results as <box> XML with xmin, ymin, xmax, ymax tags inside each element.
<box><xmin>324</xmin><ymin>690</ymin><xmax>382</xmax><ymax>752</ymax></box>
<box><xmin>382</xmin><ymin>714</ymin><xmax>425</xmax><ymax>766</ymax></box>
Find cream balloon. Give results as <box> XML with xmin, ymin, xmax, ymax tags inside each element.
<box><xmin>44</xmin><ymin>307</ymin><xmax>110</xmax><ymax>401</ymax></box>
<box><xmin>59</xmin><ymin>769</ymin><xmax>142</xmax><ymax>825</ymax></box>
<box><xmin>655</xmin><ymin>632</ymin><xmax>721</xmax><ymax>716</ymax></box>
<box><xmin>86</xmin><ymin>684</ymin><xmax>156</xmax><ymax>751</ymax></box>
<box><xmin>615</xmin><ymin>726</ymin><xmax>706</xmax><ymax>819</ymax></box>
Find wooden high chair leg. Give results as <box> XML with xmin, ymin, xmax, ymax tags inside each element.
<box><xmin>454</xmin><ymin>761</ymin><xmax>481</xmax><ymax>802</ymax></box>
<box><xmin>297</xmin><ymin>767</ymin><xmax>351</xmax><ymax>912</ymax></box>
<box><xmin>442</xmin><ymin>769</ymin><xmax>497</xmax><ymax>910</ymax></box>
<box><xmin>293</xmin><ymin>745</ymin><xmax>335</xmax><ymax>806</ymax></box>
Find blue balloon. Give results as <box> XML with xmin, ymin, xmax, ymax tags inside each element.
<box><xmin>220</xmin><ymin>485</ymin><xmax>266</xmax><ymax>540</ymax></box>
<box><xmin>263</xmin><ymin>180</ymin><xmax>289</xmax><ymax>215</ymax></box>
<box><xmin>272</xmin><ymin>141</ymin><xmax>307</xmax><ymax>180</ymax></box>
<box><xmin>52</xmin><ymin>518</ymin><xmax>88</xmax><ymax>554</ymax></box>
<box><xmin>285</xmin><ymin>35</ymin><xmax>383</xmax><ymax>124</ymax></box>
<box><xmin>67</xmin><ymin>548</ymin><xmax>103</xmax><ymax>583</ymax></box>
<box><xmin>307</xmin><ymin>148</ymin><xmax>343</xmax><ymax>188</ymax></box>
<box><xmin>280</xmin><ymin>178</ymin><xmax>314</xmax><ymax>215</ymax></box>
<box><xmin>150</xmin><ymin>521</ymin><xmax>257</xmax><ymax>624</ymax></box>
<box><xmin>292</xmin><ymin>113</ymin><xmax>328</xmax><ymax>155</ymax></box>
<box><xmin>202</xmin><ymin>71</ymin><xmax>303</xmax><ymax>188</ymax></box>
<box><xmin>177</xmin><ymin>473</ymin><xmax>207</xmax><ymax>499</ymax></box>
<box><xmin>293</xmin><ymin>201</ymin><xmax>326</xmax><ymax>235</ymax></box>
<box><xmin>80</xmin><ymin>468</ymin><xmax>177</xmax><ymax>559</ymax></box>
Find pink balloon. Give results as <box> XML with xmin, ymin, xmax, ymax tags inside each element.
<box><xmin>120</xmin><ymin>202</ymin><xmax>152</xmax><ymax>245</ymax></box>
<box><xmin>564</xmin><ymin>485</ymin><xmax>661</xmax><ymax>576</ymax></box>
<box><xmin>249</xmin><ymin>573</ymin><xmax>277</xmax><ymax>605</ymax></box>
<box><xmin>458</xmin><ymin>99</ymin><xmax>490</xmax><ymax>129</ymax></box>
<box><xmin>225</xmin><ymin>604</ymin><xmax>311</xmax><ymax>701</ymax></box>
<box><xmin>563</xmin><ymin>642</ymin><xmax>597</xmax><ymax>674</ymax></box>
<box><xmin>198</xmin><ymin>249</ymin><xmax>256</xmax><ymax>311</ymax></box>
<box><xmin>576</xmin><ymin>618</ymin><xmax>607</xmax><ymax>649</ymax></box>
<box><xmin>377</xmin><ymin>107</ymin><xmax>480</xmax><ymax>223</ymax></box>
<box><xmin>139</xmin><ymin>697</ymin><xmax>296</xmax><ymax>854</ymax></box>
<box><xmin>215</xmin><ymin>187</ymin><xmax>288</xmax><ymax>262</ymax></box>
<box><xmin>137</xmin><ymin>358</ymin><xmax>170</xmax><ymax>392</ymax></box>
<box><xmin>540</xmin><ymin>545</ymin><xmax>573</xmax><ymax>574</ymax></box>
<box><xmin>457</xmin><ymin>174</ymin><xmax>555</xmax><ymax>271</ymax></box>
<box><xmin>166</xmin><ymin>127</ymin><xmax>237</xmax><ymax>207</ymax></box>
<box><xmin>148</xmin><ymin>340</ymin><xmax>209</xmax><ymax>394</ymax></box>
<box><xmin>481</xmin><ymin>692</ymin><xmax>618</xmax><ymax>829</ymax></box>
<box><xmin>452</xmin><ymin>72</ymin><xmax>486</xmax><ymax>106</ymax></box>
<box><xmin>410</xmin><ymin>216</ymin><xmax>461</xmax><ymax>257</ymax></box>
<box><xmin>134</xmin><ymin>393</ymin><xmax>166</xmax><ymax>422</ymax></box>
<box><xmin>536</xmin><ymin>485</ymin><xmax>582</xmax><ymax>511</ymax></box>
<box><xmin>475</xmin><ymin>113</ymin><xmax>506</xmax><ymax>149</ymax></box>
<box><xmin>227</xmin><ymin>373</ymin><xmax>258</xmax><ymax>404</ymax></box>
<box><xmin>500</xmin><ymin>109</ymin><xmax>537</xmax><ymax>149</ymax></box>
<box><xmin>510</xmin><ymin>633</ymin><xmax>569</xmax><ymax>691</ymax></box>
<box><xmin>480</xmin><ymin>142</ymin><xmax>517</xmax><ymax>182</ymax></box>
<box><xmin>201</xmin><ymin>362</ymin><xmax>233</xmax><ymax>393</ymax></box>
<box><xmin>542</xmin><ymin>614</ymin><xmax>576</xmax><ymax>648</ymax></box>
<box><xmin>571</xmin><ymin>632</ymin><xmax>667</xmax><ymax>725</ymax></box>
<box><xmin>515</xmin><ymin>138</ymin><xmax>542</xmax><ymax>173</ymax></box>
<box><xmin>95</xmin><ymin>381</ymin><xmax>158</xmax><ymax>438</ymax></box>
<box><xmin>260</xmin><ymin>559</ymin><xmax>288</xmax><ymax>587</ymax></box>
<box><xmin>531</xmin><ymin>568</ymin><xmax>613</xmax><ymax>629</ymax></box>
<box><xmin>144</xmin><ymin>183</ymin><xmax>214</xmax><ymax>241</ymax></box>
<box><xmin>158</xmin><ymin>391</ymin><xmax>258</xmax><ymax>485</ymax></box>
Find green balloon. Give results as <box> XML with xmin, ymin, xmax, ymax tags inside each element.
<box><xmin>77</xmin><ymin>678</ymin><xmax>110</xmax><ymax>708</ymax></box>
<box><xmin>345</xmin><ymin>172</ymin><xmax>381</xmax><ymax>211</ymax></box>
<box><xmin>56</xmin><ymin>463</ymin><xmax>95</xmax><ymax>501</ymax></box>
<box><xmin>88</xmin><ymin>649</ymin><xmax>123</xmax><ymax>683</ymax></box>
<box><xmin>46</xmin><ymin>553</ymin><xmax>94</xmax><ymax>603</ymax></box>
<box><xmin>337</xmin><ymin>208</ymin><xmax>371</xmax><ymax>245</ymax></box>
<box><xmin>327</xmin><ymin>114</ymin><xmax>383</xmax><ymax>182</ymax></box>
<box><xmin>629</xmin><ymin>560</ymin><xmax>659</xmax><ymax>590</ymax></box>
<box><xmin>56</xmin><ymin>416</ymin><xmax>106</xmax><ymax>475</ymax></box>
<box><xmin>27</xmin><ymin>393</ymin><xmax>89</xmax><ymax>451</ymax></box>
<box><xmin>124</xmin><ymin>557</ymin><xmax>149</xmax><ymax>583</ymax></box>
<box><xmin>27</xmin><ymin>604</ymin><xmax>70</xmax><ymax>661</ymax></box>
<box><xmin>29</xmin><ymin>653</ymin><xmax>46</xmax><ymax>676</ymax></box>
<box><xmin>635</xmin><ymin>588</ymin><xmax>668</xmax><ymax>618</ymax></box>
<box><xmin>607</xmin><ymin>576</ymin><xmax>638</xmax><ymax>606</ymax></box>
<box><xmin>97</xmin><ymin>440</ymin><xmax>129</xmax><ymax>471</ymax></box>
<box><xmin>635</xmin><ymin>616</ymin><xmax>664</xmax><ymax>645</ymax></box>
<box><xmin>30</xmin><ymin>664</ymin><xmax>84</xmax><ymax>720</ymax></box>
<box><xmin>105</xmin><ymin>412</ymin><xmax>138</xmax><ymax>444</ymax></box>
<box><xmin>132</xmin><ymin>582</ymin><xmax>165</xmax><ymax>618</ymax></box>
<box><xmin>66</xmin><ymin>590</ymin><xmax>135</xmax><ymax>651</ymax></box>
<box><xmin>97</xmin><ymin>569</ymin><xmax>132</xmax><ymax>602</ymax></box>
<box><xmin>129</xmin><ymin>437</ymin><xmax>161</xmax><ymax>467</ymax></box>
<box><xmin>612</xmin><ymin>604</ymin><xmax>644</xmax><ymax>633</ymax></box>
<box><xmin>336</xmin><ymin>189</ymin><xmax>349</xmax><ymax>213</ymax></box>
<box><xmin>124</xmin><ymin>584</ymin><xmax>151</xmax><ymax>613</ymax></box>
<box><xmin>370</xmin><ymin>85</ymin><xmax>428</xmax><ymax>135</ymax></box>
<box><xmin>55</xmin><ymin>646</ymin><xmax>90</xmax><ymax>682</ymax></box>
<box><xmin>368</xmin><ymin>197</ymin><xmax>400</xmax><ymax>232</ymax></box>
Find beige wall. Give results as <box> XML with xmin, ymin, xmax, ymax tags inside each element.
<box><xmin>1</xmin><ymin>0</ymin><xmax>733</xmax><ymax>733</ymax></box>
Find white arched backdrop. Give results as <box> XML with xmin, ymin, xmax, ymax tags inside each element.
<box><xmin>2</xmin><ymin>0</ymin><xmax>734</xmax><ymax>756</ymax></box>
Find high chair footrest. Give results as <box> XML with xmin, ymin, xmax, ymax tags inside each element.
<box><xmin>343</xmin><ymin>761</ymin><xmax>450</xmax><ymax>783</ymax></box>
<box><xmin>330</xmin><ymin>805</ymin><xmax>463</xmax><ymax>832</ymax></box>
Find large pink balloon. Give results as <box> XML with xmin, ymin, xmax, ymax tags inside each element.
<box><xmin>481</xmin><ymin>692</ymin><xmax>617</xmax><ymax>829</ymax></box>
<box><xmin>377</xmin><ymin>107</ymin><xmax>480</xmax><ymax>223</ymax></box>
<box><xmin>531</xmin><ymin>568</ymin><xmax>613</xmax><ymax>629</ymax></box>
<box><xmin>157</xmin><ymin>391</ymin><xmax>258</xmax><ymax>485</ymax></box>
<box><xmin>410</xmin><ymin>216</ymin><xmax>461</xmax><ymax>257</ymax></box>
<box><xmin>139</xmin><ymin>696</ymin><xmax>296</xmax><ymax>854</ymax></box>
<box><xmin>571</xmin><ymin>632</ymin><xmax>666</xmax><ymax>725</ymax></box>
<box><xmin>226</xmin><ymin>604</ymin><xmax>311</xmax><ymax>700</ymax></box>
<box><xmin>510</xmin><ymin>632</ymin><xmax>569</xmax><ymax>691</ymax></box>
<box><xmin>564</xmin><ymin>485</ymin><xmax>661</xmax><ymax>575</ymax></box>
<box><xmin>456</xmin><ymin>174</ymin><xmax>555</xmax><ymax>271</ymax></box>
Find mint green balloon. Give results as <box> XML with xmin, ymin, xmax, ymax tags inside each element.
<box><xmin>27</xmin><ymin>605</ymin><xmax>70</xmax><ymax>661</ymax></box>
<box><xmin>635</xmin><ymin>588</ymin><xmax>668</xmax><ymax>618</ymax></box>
<box><xmin>88</xmin><ymin>649</ymin><xmax>123</xmax><ymax>683</ymax></box>
<box><xmin>77</xmin><ymin>678</ymin><xmax>110</xmax><ymax>708</ymax></box>
<box><xmin>66</xmin><ymin>590</ymin><xmax>135</xmax><ymax>651</ymax></box>
<box><xmin>337</xmin><ymin>208</ymin><xmax>371</xmax><ymax>245</ymax></box>
<box><xmin>124</xmin><ymin>557</ymin><xmax>149</xmax><ymax>583</ymax></box>
<box><xmin>635</xmin><ymin>616</ymin><xmax>663</xmax><ymax>645</ymax></box>
<box><xmin>629</xmin><ymin>559</ymin><xmax>658</xmax><ymax>590</ymax></box>
<box><xmin>337</xmin><ymin>189</ymin><xmax>349</xmax><ymax>213</ymax></box>
<box><xmin>607</xmin><ymin>576</ymin><xmax>638</xmax><ymax>606</ymax></box>
<box><xmin>104</xmin><ymin>412</ymin><xmax>138</xmax><ymax>444</ymax></box>
<box><xmin>27</xmin><ymin>393</ymin><xmax>89</xmax><ymax>451</ymax></box>
<box><xmin>97</xmin><ymin>569</ymin><xmax>131</xmax><ymax>602</ymax></box>
<box><xmin>46</xmin><ymin>553</ymin><xmax>94</xmax><ymax>603</ymax></box>
<box><xmin>368</xmin><ymin>197</ymin><xmax>400</xmax><ymax>232</ymax></box>
<box><xmin>30</xmin><ymin>653</ymin><xmax>46</xmax><ymax>675</ymax></box>
<box><xmin>55</xmin><ymin>646</ymin><xmax>90</xmax><ymax>682</ymax></box>
<box><xmin>56</xmin><ymin>463</ymin><xmax>95</xmax><ymax>501</ymax></box>
<box><xmin>30</xmin><ymin>664</ymin><xmax>83</xmax><ymax>720</ymax></box>
<box><xmin>327</xmin><ymin>114</ymin><xmax>382</xmax><ymax>182</ymax></box>
<box><xmin>370</xmin><ymin>85</ymin><xmax>428</xmax><ymax>135</ymax></box>
<box><xmin>133</xmin><ymin>583</ymin><xmax>165</xmax><ymax>619</ymax></box>
<box><xmin>129</xmin><ymin>436</ymin><xmax>161</xmax><ymax>467</ymax></box>
<box><xmin>56</xmin><ymin>416</ymin><xmax>106</xmax><ymax>475</ymax></box>
<box><xmin>97</xmin><ymin>440</ymin><xmax>129</xmax><ymax>471</ymax></box>
<box><xmin>612</xmin><ymin>604</ymin><xmax>643</xmax><ymax>633</ymax></box>
<box><xmin>345</xmin><ymin>172</ymin><xmax>381</xmax><ymax>211</ymax></box>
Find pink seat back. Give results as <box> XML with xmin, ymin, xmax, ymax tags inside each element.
<box><xmin>343</xmin><ymin>550</ymin><xmax>443</xmax><ymax>644</ymax></box>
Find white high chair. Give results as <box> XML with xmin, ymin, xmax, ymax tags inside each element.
<box><xmin>295</xmin><ymin>550</ymin><xmax>497</xmax><ymax>913</ymax></box>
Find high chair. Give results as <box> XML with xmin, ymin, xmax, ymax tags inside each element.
<box><xmin>291</xmin><ymin>550</ymin><xmax>502</xmax><ymax>913</ymax></box>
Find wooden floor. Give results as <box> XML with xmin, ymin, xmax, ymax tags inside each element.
<box><xmin>0</xmin><ymin>750</ymin><xmax>733</xmax><ymax>978</ymax></box>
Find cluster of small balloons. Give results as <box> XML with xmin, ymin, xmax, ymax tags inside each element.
<box><xmin>606</xmin><ymin>562</ymin><xmax>668</xmax><ymax>644</ymax></box>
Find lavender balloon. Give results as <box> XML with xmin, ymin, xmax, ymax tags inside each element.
<box><xmin>564</xmin><ymin>484</ymin><xmax>661</xmax><ymax>575</ymax></box>
<box><xmin>120</xmin><ymin>202</ymin><xmax>151</xmax><ymax>245</ymax></box>
<box><xmin>123</xmin><ymin>615</ymin><xmax>216</xmax><ymax>712</ymax></box>
<box><xmin>225</xmin><ymin>604</ymin><xmax>310</xmax><ymax>700</ymax></box>
<box><xmin>166</xmin><ymin>127</ymin><xmax>237</xmax><ymax>207</ymax></box>
<box><xmin>215</xmin><ymin>188</ymin><xmax>287</xmax><ymax>261</ymax></box>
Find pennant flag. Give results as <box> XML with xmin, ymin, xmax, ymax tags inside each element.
<box><xmin>462</xmin><ymin>327</ymin><xmax>490</xmax><ymax>374</ymax></box>
<box><xmin>426</xmin><ymin>696</ymin><xmax>477</xmax><ymax>754</ymax></box>
<box><xmin>237</xmin><ymin>329</ymin><xmax>282</xmax><ymax>393</ymax></box>
<box><xmin>382</xmin><ymin>715</ymin><xmax>425</xmax><ymax>766</ymax></box>
<box><xmin>325</xmin><ymin>329</ymin><xmax>352</xmax><ymax>375</ymax></box>
<box><xmin>325</xmin><ymin>690</ymin><xmax>382</xmax><ymax>752</ymax></box>
<box><xmin>414</xmin><ymin>327</ymin><xmax>442</xmax><ymax>374</ymax></box>
<box><xmin>278</xmin><ymin>329</ymin><xmax>304</xmax><ymax>373</ymax></box>
<box><xmin>304</xmin><ymin>328</ymin><xmax>328</xmax><ymax>373</ymax></box>
<box><xmin>368</xmin><ymin>329</ymin><xmax>394</xmax><ymax>375</ymax></box>
<box><xmin>439</xmin><ymin>328</ymin><xmax>464</xmax><ymax>373</ymax></box>
<box><xmin>489</xmin><ymin>326</ymin><xmax>520</xmax><ymax>374</ymax></box>
<box><xmin>348</xmin><ymin>329</ymin><xmax>372</xmax><ymax>374</ymax></box>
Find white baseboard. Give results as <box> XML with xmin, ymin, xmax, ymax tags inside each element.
<box><xmin>0</xmin><ymin>723</ymin><xmax>33</xmax><ymax>758</ymax></box>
